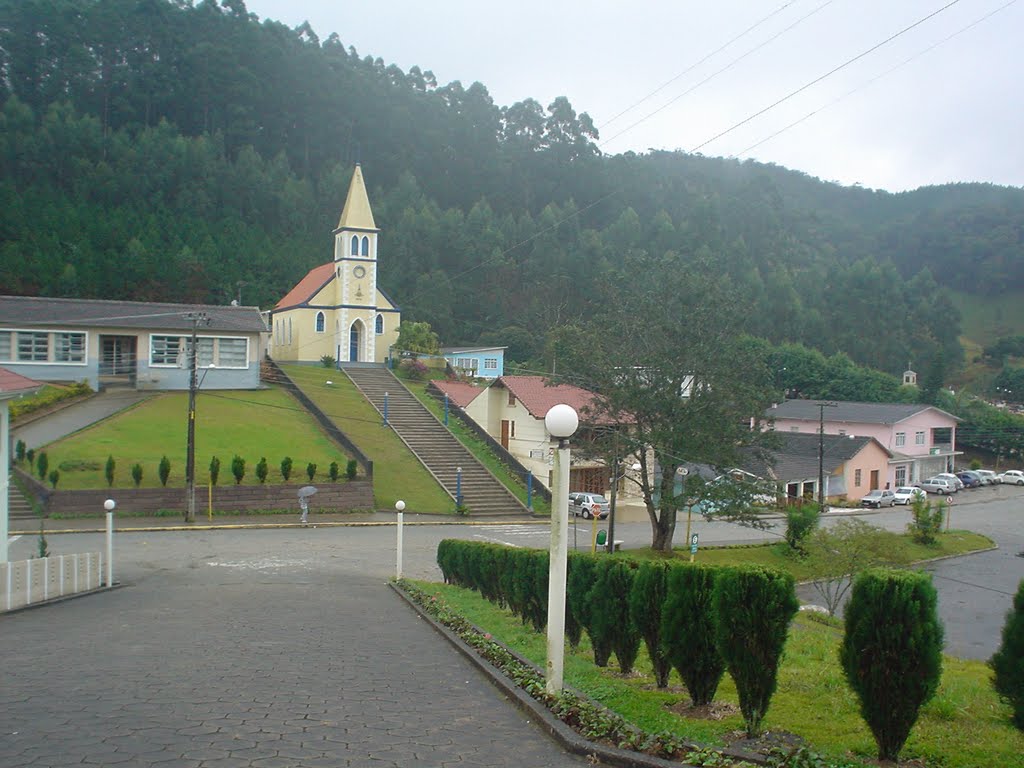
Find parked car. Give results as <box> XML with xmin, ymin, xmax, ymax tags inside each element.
<box><xmin>568</xmin><ymin>492</ymin><xmax>610</xmax><ymax>519</ymax></box>
<box><xmin>861</xmin><ymin>489</ymin><xmax>896</xmax><ymax>508</ymax></box>
<box><xmin>935</xmin><ymin>472</ymin><xmax>964</xmax><ymax>490</ymax></box>
<box><xmin>956</xmin><ymin>471</ymin><xmax>983</xmax><ymax>488</ymax></box>
<box><xmin>920</xmin><ymin>476</ymin><xmax>957</xmax><ymax>494</ymax></box>
<box><xmin>893</xmin><ymin>486</ymin><xmax>927</xmax><ymax>505</ymax></box>
<box><xmin>999</xmin><ymin>469</ymin><xmax>1024</xmax><ymax>486</ymax></box>
<box><xmin>973</xmin><ymin>469</ymin><xmax>1000</xmax><ymax>485</ymax></box>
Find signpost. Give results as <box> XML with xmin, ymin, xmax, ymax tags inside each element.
<box><xmin>945</xmin><ymin>495</ymin><xmax>953</xmax><ymax>531</ymax></box>
<box><xmin>689</xmin><ymin>533</ymin><xmax>699</xmax><ymax>563</ymax></box>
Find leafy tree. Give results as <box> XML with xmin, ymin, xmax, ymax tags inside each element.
<box><xmin>991</xmin><ymin>578</ymin><xmax>1024</xmax><ymax>730</ymax></box>
<box><xmin>784</xmin><ymin>503</ymin><xmax>818</xmax><ymax>553</ymax></box>
<box><xmin>255</xmin><ymin>457</ymin><xmax>268</xmax><ymax>484</ymax></box>
<box><xmin>804</xmin><ymin>520</ymin><xmax>896</xmax><ymax>616</ymax></box>
<box><xmin>841</xmin><ymin>569</ymin><xmax>943</xmax><ymax>762</ymax></box>
<box><xmin>395</xmin><ymin>321</ymin><xmax>440</xmax><ymax>356</ymax></box>
<box><xmin>908</xmin><ymin>495</ymin><xmax>945</xmax><ymax>545</ymax></box>
<box><xmin>158</xmin><ymin>455</ymin><xmax>171</xmax><ymax>487</ymax></box>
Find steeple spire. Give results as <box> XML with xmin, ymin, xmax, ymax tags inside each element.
<box><xmin>337</xmin><ymin>164</ymin><xmax>377</xmax><ymax>230</ymax></box>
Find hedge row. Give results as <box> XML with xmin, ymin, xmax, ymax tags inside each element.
<box><xmin>436</xmin><ymin>539</ymin><xmax>798</xmax><ymax>737</ymax></box>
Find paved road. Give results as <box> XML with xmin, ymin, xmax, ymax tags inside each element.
<box><xmin>0</xmin><ymin>530</ymin><xmax>590</xmax><ymax>768</ymax></box>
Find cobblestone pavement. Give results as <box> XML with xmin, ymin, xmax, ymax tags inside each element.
<box><xmin>0</xmin><ymin>539</ymin><xmax>591</xmax><ymax>768</ymax></box>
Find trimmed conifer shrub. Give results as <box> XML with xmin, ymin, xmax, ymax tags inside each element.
<box><xmin>105</xmin><ymin>454</ymin><xmax>115</xmax><ymax>487</ymax></box>
<box><xmin>231</xmin><ymin>455</ymin><xmax>245</xmax><ymax>484</ymax></box>
<box><xmin>255</xmin><ymin>457</ymin><xmax>268</xmax><ymax>484</ymax></box>
<box><xmin>36</xmin><ymin>450</ymin><xmax>48</xmax><ymax>481</ymax></box>
<box><xmin>209</xmin><ymin>456</ymin><xmax>221</xmax><ymax>485</ymax></box>
<box><xmin>592</xmin><ymin>559</ymin><xmax>640</xmax><ymax>674</ymax></box>
<box><xmin>328</xmin><ymin>461</ymin><xmax>340</xmax><ymax>482</ymax></box>
<box><xmin>131</xmin><ymin>463</ymin><xmax>143</xmax><ymax>488</ymax></box>
<box><xmin>714</xmin><ymin>565</ymin><xmax>799</xmax><ymax>737</ymax></box>
<box><xmin>629</xmin><ymin>560</ymin><xmax>672</xmax><ymax>687</ymax></box>
<box><xmin>158</xmin><ymin>455</ymin><xmax>171</xmax><ymax>487</ymax></box>
<box><xmin>567</xmin><ymin>553</ymin><xmax>610</xmax><ymax>664</ymax></box>
<box><xmin>840</xmin><ymin>568</ymin><xmax>944</xmax><ymax>761</ymax></box>
<box><xmin>991</xmin><ymin>578</ymin><xmax>1024</xmax><ymax>730</ymax></box>
<box><xmin>280</xmin><ymin>456</ymin><xmax>293</xmax><ymax>481</ymax></box>
<box><xmin>662</xmin><ymin>563</ymin><xmax>724</xmax><ymax>705</ymax></box>
<box><xmin>346</xmin><ymin>459</ymin><xmax>358</xmax><ymax>480</ymax></box>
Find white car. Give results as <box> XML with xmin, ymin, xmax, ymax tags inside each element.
<box><xmin>973</xmin><ymin>469</ymin><xmax>1000</xmax><ymax>485</ymax></box>
<box><xmin>893</xmin><ymin>486</ymin><xmax>927</xmax><ymax>505</ymax></box>
<box><xmin>999</xmin><ymin>470</ymin><xmax>1024</xmax><ymax>486</ymax></box>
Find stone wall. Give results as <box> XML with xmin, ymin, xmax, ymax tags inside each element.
<box><xmin>13</xmin><ymin>468</ymin><xmax>374</xmax><ymax>516</ymax></box>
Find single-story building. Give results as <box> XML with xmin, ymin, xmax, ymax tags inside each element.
<box><xmin>441</xmin><ymin>346</ymin><xmax>507</xmax><ymax>379</ymax></box>
<box><xmin>0</xmin><ymin>295</ymin><xmax>268</xmax><ymax>391</ymax></box>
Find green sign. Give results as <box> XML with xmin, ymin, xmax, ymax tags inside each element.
<box><xmin>690</xmin><ymin>533</ymin><xmax>699</xmax><ymax>554</ymax></box>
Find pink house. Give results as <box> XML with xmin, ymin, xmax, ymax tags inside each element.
<box><xmin>766</xmin><ymin>399</ymin><xmax>961</xmax><ymax>489</ymax></box>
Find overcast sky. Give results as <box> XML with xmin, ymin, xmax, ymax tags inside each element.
<box><xmin>244</xmin><ymin>0</ymin><xmax>1023</xmax><ymax>193</ymax></box>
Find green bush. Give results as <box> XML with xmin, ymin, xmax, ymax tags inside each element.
<box><xmin>231</xmin><ymin>455</ymin><xmax>245</xmax><ymax>484</ymax></box>
<box><xmin>320</xmin><ymin>354</ymin><xmax>336</xmax><ymax>368</ymax></box>
<box><xmin>840</xmin><ymin>568</ymin><xmax>944</xmax><ymax>762</ymax></box>
<box><xmin>908</xmin><ymin>496</ymin><xmax>945</xmax><ymax>544</ymax></box>
<box><xmin>991</xmin><ymin>578</ymin><xmax>1024</xmax><ymax>730</ymax></box>
<box><xmin>662</xmin><ymin>563</ymin><xmax>724</xmax><ymax>705</ymax></box>
<box><xmin>306</xmin><ymin>462</ymin><xmax>317</xmax><ymax>481</ymax></box>
<box><xmin>15</xmin><ymin>439</ymin><xmax>25</xmax><ymax>463</ymax></box>
<box><xmin>9</xmin><ymin>380</ymin><xmax>92</xmax><ymax>420</ymax></box>
<box><xmin>131</xmin><ymin>463</ymin><xmax>143</xmax><ymax>487</ymax></box>
<box><xmin>280</xmin><ymin>456</ymin><xmax>293</xmax><ymax>481</ymax></box>
<box><xmin>568</xmin><ymin>553</ymin><xmax>609</xmax><ymax>663</ymax></box>
<box><xmin>714</xmin><ymin>565</ymin><xmax>799</xmax><ymax>737</ymax></box>
<box><xmin>328</xmin><ymin>461</ymin><xmax>340</xmax><ymax>482</ymax></box>
<box><xmin>592</xmin><ymin>559</ymin><xmax>641</xmax><ymax>674</ymax></box>
<box><xmin>105</xmin><ymin>455</ymin><xmax>115</xmax><ymax>487</ymax></box>
<box><xmin>26</xmin><ymin>448</ymin><xmax>35</xmax><ymax>465</ymax></box>
<box><xmin>255</xmin><ymin>457</ymin><xmax>268</xmax><ymax>484</ymax></box>
<box><xmin>48</xmin><ymin>469</ymin><xmax>60</xmax><ymax>489</ymax></box>
<box><xmin>346</xmin><ymin>459</ymin><xmax>358</xmax><ymax>480</ymax></box>
<box><xmin>158</xmin><ymin>455</ymin><xmax>171</xmax><ymax>487</ymax></box>
<box><xmin>209</xmin><ymin>455</ymin><xmax>221</xmax><ymax>485</ymax></box>
<box><xmin>629</xmin><ymin>561</ymin><xmax>672</xmax><ymax>687</ymax></box>
<box><xmin>36</xmin><ymin>451</ymin><xmax>49</xmax><ymax>481</ymax></box>
<box><xmin>785</xmin><ymin>503</ymin><xmax>819</xmax><ymax>553</ymax></box>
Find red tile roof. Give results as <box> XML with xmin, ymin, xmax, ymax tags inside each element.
<box><xmin>430</xmin><ymin>380</ymin><xmax>486</xmax><ymax>409</ymax></box>
<box><xmin>275</xmin><ymin>263</ymin><xmax>334</xmax><ymax>310</ymax></box>
<box><xmin>0</xmin><ymin>367</ymin><xmax>42</xmax><ymax>396</ymax></box>
<box><xmin>496</xmin><ymin>376</ymin><xmax>613</xmax><ymax>423</ymax></box>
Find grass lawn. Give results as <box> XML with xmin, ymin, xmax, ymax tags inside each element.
<box><xmin>30</xmin><ymin>388</ymin><xmax>352</xmax><ymax>490</ymax></box>
<box><xmin>280</xmin><ymin>364</ymin><xmax>452</xmax><ymax>513</ymax></box>
<box><xmin>414</xmin><ymin>578</ymin><xmax>1022</xmax><ymax>768</ymax></box>
<box><xmin>402</xmin><ymin>375</ymin><xmax>551</xmax><ymax>516</ymax></box>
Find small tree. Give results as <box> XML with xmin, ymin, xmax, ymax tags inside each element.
<box><xmin>306</xmin><ymin>462</ymin><xmax>317</xmax><ymax>481</ymax></box>
<box><xmin>629</xmin><ymin>561</ymin><xmax>672</xmax><ymax>687</ymax></box>
<box><xmin>131</xmin><ymin>463</ymin><xmax>143</xmax><ymax>487</ymax></box>
<box><xmin>591</xmin><ymin>559</ymin><xmax>641</xmax><ymax>674</ymax></box>
<box><xmin>662</xmin><ymin>563</ymin><xmax>724</xmax><ymax>705</ymax></box>
<box><xmin>908</xmin><ymin>495</ymin><xmax>945</xmax><ymax>544</ymax></box>
<box><xmin>280</xmin><ymin>456</ymin><xmax>293</xmax><ymax>481</ymax></box>
<box><xmin>328</xmin><ymin>461</ymin><xmax>340</xmax><ymax>482</ymax></box>
<box><xmin>36</xmin><ymin>451</ymin><xmax>48</xmax><ymax>481</ymax></box>
<box><xmin>158</xmin><ymin>455</ymin><xmax>171</xmax><ymax>487</ymax></box>
<box><xmin>320</xmin><ymin>354</ymin><xmax>336</xmax><ymax>368</ymax></box>
<box><xmin>714</xmin><ymin>565</ymin><xmax>799</xmax><ymax>737</ymax></box>
<box><xmin>784</xmin><ymin>502</ymin><xmax>818</xmax><ymax>553</ymax></box>
<box><xmin>231</xmin><ymin>455</ymin><xmax>245</xmax><ymax>485</ymax></box>
<box><xmin>346</xmin><ymin>459</ymin><xmax>358</xmax><ymax>480</ymax></box>
<box><xmin>15</xmin><ymin>439</ymin><xmax>26</xmax><ymax>463</ymax></box>
<box><xmin>255</xmin><ymin>457</ymin><xmax>268</xmax><ymax>484</ymax></box>
<box><xmin>48</xmin><ymin>469</ymin><xmax>60</xmax><ymax>489</ymax></box>
<box><xmin>26</xmin><ymin>448</ymin><xmax>35</xmax><ymax>465</ymax></box>
<box><xmin>105</xmin><ymin>455</ymin><xmax>116</xmax><ymax>487</ymax></box>
<box><xmin>804</xmin><ymin>520</ymin><xmax>895</xmax><ymax>616</ymax></box>
<box><xmin>209</xmin><ymin>456</ymin><xmax>221</xmax><ymax>486</ymax></box>
<box><xmin>991</xmin><ymin>578</ymin><xmax>1024</xmax><ymax>730</ymax></box>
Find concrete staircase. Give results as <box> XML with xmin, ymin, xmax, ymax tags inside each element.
<box><xmin>343</xmin><ymin>366</ymin><xmax>528</xmax><ymax>517</ymax></box>
<box><xmin>6</xmin><ymin>479</ymin><xmax>38</xmax><ymax>521</ymax></box>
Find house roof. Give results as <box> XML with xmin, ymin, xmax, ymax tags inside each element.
<box><xmin>0</xmin><ymin>296</ymin><xmax>267</xmax><ymax>333</ymax></box>
<box><xmin>766</xmin><ymin>398</ymin><xmax>959</xmax><ymax>425</ymax></box>
<box><xmin>0</xmin><ymin>366</ymin><xmax>43</xmax><ymax>400</ymax></box>
<box><xmin>742</xmin><ymin>432</ymin><xmax>890</xmax><ymax>482</ymax></box>
<box><xmin>494</xmin><ymin>376</ymin><xmax>611</xmax><ymax>423</ymax></box>
<box><xmin>441</xmin><ymin>346</ymin><xmax>507</xmax><ymax>355</ymax></box>
<box><xmin>336</xmin><ymin>164</ymin><xmax>377</xmax><ymax>231</ymax></box>
<box><xmin>430</xmin><ymin>380</ymin><xmax>486</xmax><ymax>409</ymax></box>
<box><xmin>274</xmin><ymin>263</ymin><xmax>334</xmax><ymax>311</ymax></box>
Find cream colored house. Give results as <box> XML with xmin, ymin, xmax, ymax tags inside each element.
<box><xmin>271</xmin><ymin>165</ymin><xmax>400</xmax><ymax>365</ymax></box>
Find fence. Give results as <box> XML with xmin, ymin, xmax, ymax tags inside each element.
<box><xmin>2</xmin><ymin>552</ymin><xmax>105</xmax><ymax>612</ymax></box>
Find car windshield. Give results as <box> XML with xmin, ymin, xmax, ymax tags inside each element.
<box><xmin>865</xmin><ymin>491</ymin><xmax>882</xmax><ymax>497</ymax></box>
<box><xmin>591</xmin><ymin>495</ymin><xmax>607</xmax><ymax>503</ymax></box>
<box><xmin>896</xmin><ymin>487</ymin><xmax>916</xmax><ymax>493</ymax></box>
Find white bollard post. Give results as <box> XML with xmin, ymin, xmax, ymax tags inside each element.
<box><xmin>58</xmin><ymin>554</ymin><xmax>64</xmax><ymax>596</ymax></box>
<box><xmin>43</xmin><ymin>557</ymin><xmax>48</xmax><ymax>601</ymax></box>
<box><xmin>106</xmin><ymin>512</ymin><xmax>114</xmax><ymax>586</ymax></box>
<box><xmin>395</xmin><ymin>500</ymin><xmax>406</xmax><ymax>581</ymax></box>
<box><xmin>73</xmin><ymin>553</ymin><xmax>79</xmax><ymax>593</ymax></box>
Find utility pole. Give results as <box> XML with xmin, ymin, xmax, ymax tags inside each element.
<box><xmin>817</xmin><ymin>401</ymin><xmax>837</xmax><ymax>510</ymax></box>
<box><xmin>185</xmin><ymin>311</ymin><xmax>209</xmax><ymax>523</ymax></box>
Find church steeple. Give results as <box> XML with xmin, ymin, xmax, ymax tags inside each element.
<box><xmin>336</xmin><ymin>164</ymin><xmax>377</xmax><ymax>231</ymax></box>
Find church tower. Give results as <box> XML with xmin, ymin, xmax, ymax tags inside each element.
<box><xmin>271</xmin><ymin>164</ymin><xmax>400</xmax><ymax>365</ymax></box>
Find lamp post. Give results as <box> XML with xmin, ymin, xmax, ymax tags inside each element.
<box><xmin>816</xmin><ymin>401</ymin><xmax>837</xmax><ymax>510</ymax></box>
<box><xmin>544</xmin><ymin>403</ymin><xmax>578</xmax><ymax>695</ymax></box>
<box><xmin>104</xmin><ymin>499</ymin><xmax>115</xmax><ymax>587</ymax></box>
<box><xmin>395</xmin><ymin>499</ymin><xmax>405</xmax><ymax>580</ymax></box>
<box><xmin>455</xmin><ymin>466</ymin><xmax>463</xmax><ymax>510</ymax></box>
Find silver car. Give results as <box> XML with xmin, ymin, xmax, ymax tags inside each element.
<box><xmin>568</xmin><ymin>492</ymin><xmax>610</xmax><ymax>519</ymax></box>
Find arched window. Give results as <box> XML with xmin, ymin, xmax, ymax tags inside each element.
<box><xmin>361</xmin><ymin>236</ymin><xmax>370</xmax><ymax>256</ymax></box>
<box><xmin>315</xmin><ymin>311</ymin><xmax>325</xmax><ymax>333</ymax></box>
<box><xmin>350</xmin><ymin>235</ymin><xmax>359</xmax><ymax>255</ymax></box>
<box><xmin>375</xmin><ymin>314</ymin><xmax>384</xmax><ymax>335</ymax></box>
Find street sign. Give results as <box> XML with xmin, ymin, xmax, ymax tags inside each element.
<box><xmin>946</xmin><ymin>495</ymin><xmax>953</xmax><ymax>505</ymax></box>
<box><xmin>690</xmin><ymin>533</ymin><xmax>699</xmax><ymax>554</ymax></box>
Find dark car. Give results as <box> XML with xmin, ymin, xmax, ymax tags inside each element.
<box><xmin>956</xmin><ymin>471</ymin><xmax>983</xmax><ymax>489</ymax></box>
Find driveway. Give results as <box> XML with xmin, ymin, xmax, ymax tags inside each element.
<box><xmin>10</xmin><ymin>389</ymin><xmax>151</xmax><ymax>450</ymax></box>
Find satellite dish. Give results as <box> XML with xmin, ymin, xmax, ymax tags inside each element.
<box><xmin>298</xmin><ymin>486</ymin><xmax>318</xmax><ymax>499</ymax></box>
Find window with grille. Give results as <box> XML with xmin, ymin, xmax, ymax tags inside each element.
<box><xmin>17</xmin><ymin>332</ymin><xmax>49</xmax><ymax>361</ymax></box>
<box><xmin>218</xmin><ymin>338</ymin><xmax>248</xmax><ymax>368</ymax></box>
<box><xmin>151</xmin><ymin>336</ymin><xmax>182</xmax><ymax>366</ymax></box>
<box><xmin>895</xmin><ymin>432</ymin><xmax>906</xmax><ymax>447</ymax></box>
<box><xmin>483</xmin><ymin>358</ymin><xmax>498</xmax><ymax>370</ymax></box>
<box><xmin>54</xmin><ymin>332</ymin><xmax>86</xmax><ymax>363</ymax></box>
<box><xmin>0</xmin><ymin>331</ymin><xmax>11</xmax><ymax>361</ymax></box>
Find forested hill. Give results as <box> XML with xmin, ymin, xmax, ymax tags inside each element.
<box><xmin>2</xmin><ymin>0</ymin><xmax>1023</xmax><ymax>377</ymax></box>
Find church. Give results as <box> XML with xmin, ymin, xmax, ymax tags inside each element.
<box><xmin>270</xmin><ymin>165</ymin><xmax>400</xmax><ymax>365</ymax></box>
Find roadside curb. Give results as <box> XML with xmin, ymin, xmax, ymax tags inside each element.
<box><xmin>10</xmin><ymin>518</ymin><xmax>546</xmax><ymax>536</ymax></box>
<box><xmin>1</xmin><ymin>582</ymin><xmax>125</xmax><ymax>616</ymax></box>
<box><xmin>388</xmin><ymin>582</ymin><xmax>768</xmax><ymax>768</ymax></box>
